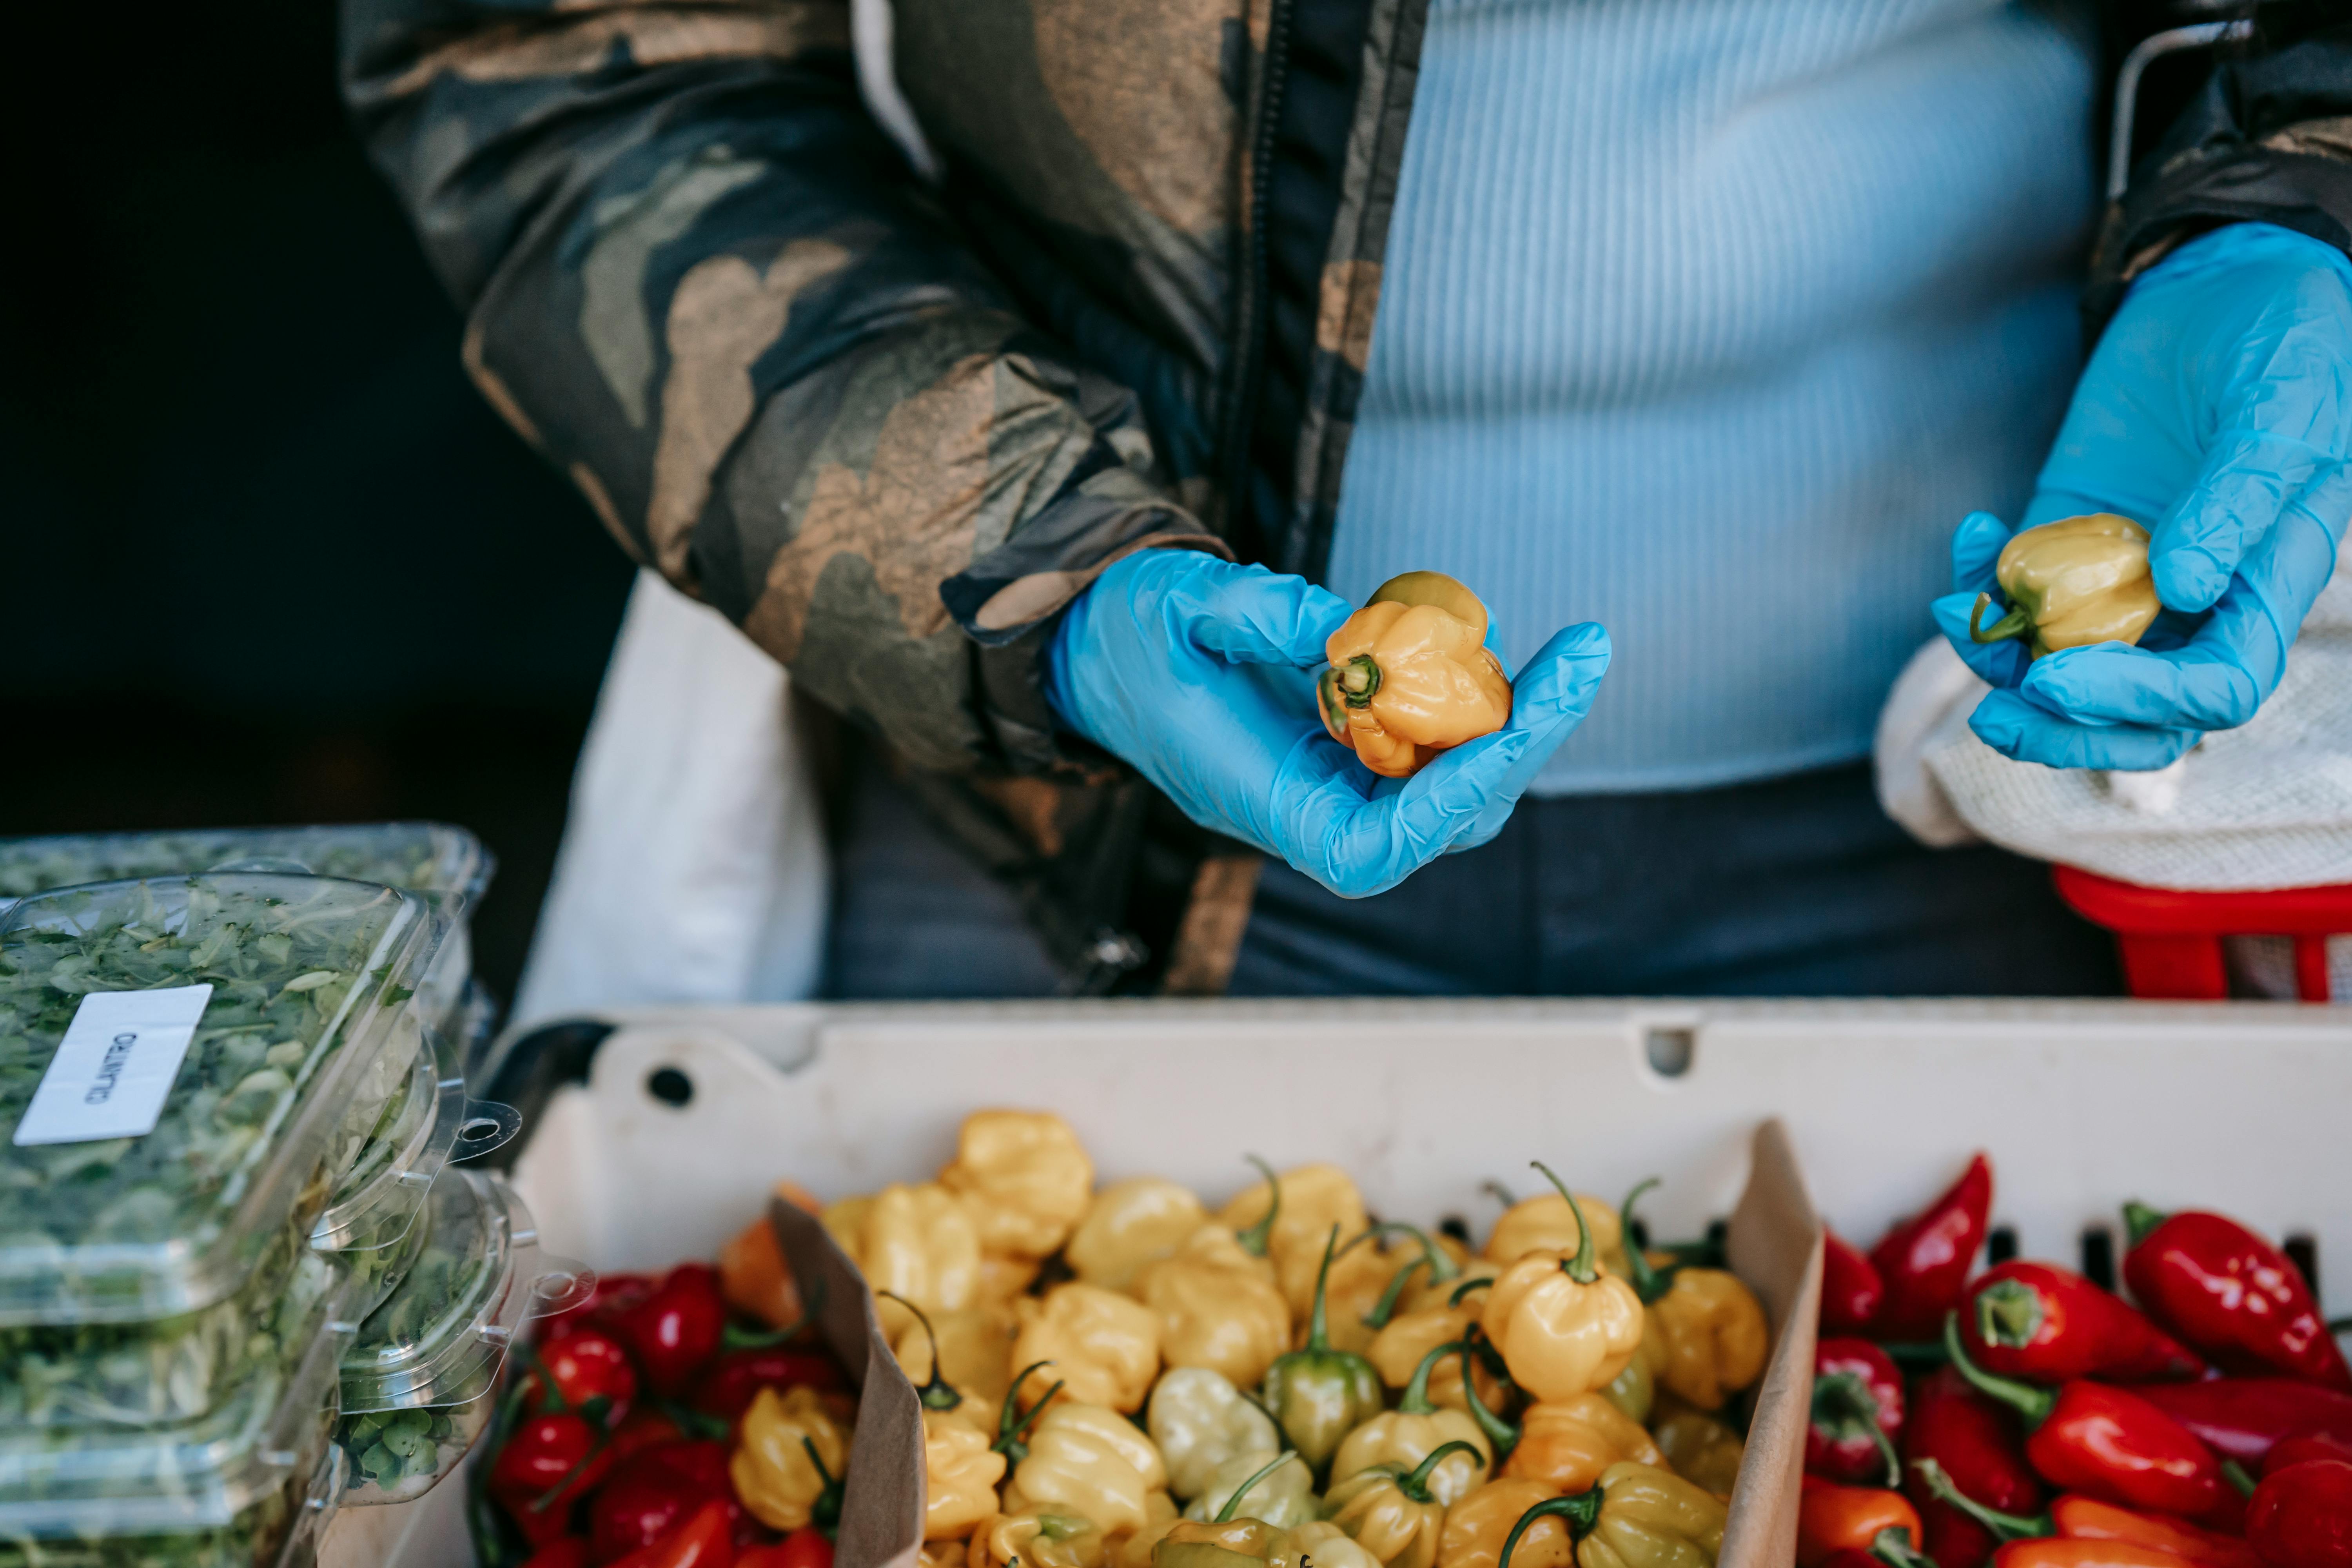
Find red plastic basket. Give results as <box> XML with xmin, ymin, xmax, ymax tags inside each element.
<box><xmin>2051</xmin><ymin>864</ymin><xmax>2352</xmax><ymax>1001</ymax></box>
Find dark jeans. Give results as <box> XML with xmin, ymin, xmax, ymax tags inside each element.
<box><xmin>824</xmin><ymin>755</ymin><xmax>2121</xmax><ymax>1000</ymax></box>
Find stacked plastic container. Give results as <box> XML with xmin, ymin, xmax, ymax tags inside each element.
<box><xmin>0</xmin><ymin>826</ymin><xmax>582</xmax><ymax>1566</ymax></box>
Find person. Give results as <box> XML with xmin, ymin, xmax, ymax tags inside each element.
<box><xmin>341</xmin><ymin>0</ymin><xmax>2352</xmax><ymax>1001</ymax></box>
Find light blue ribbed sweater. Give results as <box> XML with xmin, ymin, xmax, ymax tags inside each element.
<box><xmin>1328</xmin><ymin>0</ymin><xmax>2100</xmax><ymax>793</ymax></box>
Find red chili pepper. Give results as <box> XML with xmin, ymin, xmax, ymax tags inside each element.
<box><xmin>1869</xmin><ymin>1155</ymin><xmax>1994</xmax><ymax>1342</ymax></box>
<box><xmin>1962</xmin><ymin>1262</ymin><xmax>2205</xmax><ymax>1385</ymax></box>
<box><xmin>1906</xmin><ymin>1365</ymin><xmax>2048</xmax><ymax>1568</ymax></box>
<box><xmin>591</xmin><ymin>1441</ymin><xmax>745</xmax><ymax>1565</ymax></box>
<box><xmin>614</xmin><ymin>1264</ymin><xmax>730</xmax><ymax>1396</ymax></box>
<box><xmin>608</xmin><ymin>1408</ymin><xmax>688</xmax><ymax>1464</ymax></box>
<box><xmin>2123</xmin><ymin>1207</ymin><xmax>2352</xmax><ymax>1394</ymax></box>
<box><xmin>2268</xmin><ymin>1437</ymin><xmax>2352</xmax><ymax>1477</ymax></box>
<box><xmin>528</xmin><ymin>1327</ymin><xmax>642</xmax><ymax>1426</ymax></box>
<box><xmin>2131</xmin><ymin>1381</ymin><xmax>2352</xmax><ymax>1468</ymax></box>
<box><xmin>524</xmin><ymin>1541</ymin><xmax>596</xmax><ymax>1568</ymax></box>
<box><xmin>609</xmin><ymin>1498</ymin><xmax>737</xmax><ymax>1568</ymax></box>
<box><xmin>689</xmin><ymin>1347</ymin><xmax>848</xmax><ymax>1423</ymax></box>
<box><xmin>1914</xmin><ymin>1459</ymin><xmax>2261</xmax><ymax>1568</ymax></box>
<box><xmin>1812</xmin><ymin>1338</ymin><xmax>1907</xmax><ymax>1486</ymax></box>
<box><xmin>492</xmin><ymin>1412</ymin><xmax>617</xmax><ymax>1549</ymax></box>
<box><xmin>544</xmin><ymin>1272</ymin><xmax>659</xmax><ymax>1340</ymax></box>
<box><xmin>737</xmin><ymin>1530</ymin><xmax>836</xmax><ymax>1568</ymax></box>
<box><xmin>2246</xmin><ymin>1459</ymin><xmax>2352</xmax><ymax>1568</ymax></box>
<box><xmin>1991</xmin><ymin>1543</ymin><xmax>2200</xmax><ymax>1567</ymax></box>
<box><xmin>1826</xmin><ymin>1228</ymin><xmax>1888</xmax><ymax>1336</ymax></box>
<box><xmin>1800</xmin><ymin>1475</ymin><xmax>1926</xmax><ymax>1567</ymax></box>
<box><xmin>1946</xmin><ymin>1314</ymin><xmax>2239</xmax><ymax>1524</ymax></box>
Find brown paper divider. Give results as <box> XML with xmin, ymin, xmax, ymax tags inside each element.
<box><xmin>1720</xmin><ymin>1118</ymin><xmax>1825</xmax><ymax>1568</ymax></box>
<box><xmin>770</xmin><ymin>1196</ymin><xmax>927</xmax><ymax>1568</ymax></box>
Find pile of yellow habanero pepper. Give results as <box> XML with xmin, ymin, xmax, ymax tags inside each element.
<box><xmin>777</xmin><ymin>1110</ymin><xmax>1773</xmax><ymax>1568</ymax></box>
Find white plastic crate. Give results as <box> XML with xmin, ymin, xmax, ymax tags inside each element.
<box><xmin>326</xmin><ymin>996</ymin><xmax>2352</xmax><ymax>1567</ymax></box>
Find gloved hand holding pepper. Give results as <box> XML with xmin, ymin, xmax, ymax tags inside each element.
<box><xmin>1046</xmin><ymin>550</ymin><xmax>1610</xmax><ymax>898</ymax></box>
<box><xmin>1936</xmin><ymin>223</ymin><xmax>2352</xmax><ymax>771</ymax></box>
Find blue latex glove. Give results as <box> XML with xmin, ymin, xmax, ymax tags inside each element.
<box><xmin>1933</xmin><ymin>223</ymin><xmax>2352</xmax><ymax>769</ymax></box>
<box><xmin>1045</xmin><ymin>549</ymin><xmax>1610</xmax><ymax>897</ymax></box>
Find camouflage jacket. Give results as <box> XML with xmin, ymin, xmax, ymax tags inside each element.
<box><xmin>343</xmin><ymin>0</ymin><xmax>2352</xmax><ymax>993</ymax></box>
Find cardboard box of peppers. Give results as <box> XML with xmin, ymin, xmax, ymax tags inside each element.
<box><xmin>468</xmin><ymin>1109</ymin><xmax>1797</xmax><ymax>1568</ymax></box>
<box><xmin>1804</xmin><ymin>1154</ymin><xmax>2352</xmax><ymax>1568</ymax></box>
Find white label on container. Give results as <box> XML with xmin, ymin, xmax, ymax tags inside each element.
<box><xmin>11</xmin><ymin>985</ymin><xmax>214</xmax><ymax>1146</ymax></box>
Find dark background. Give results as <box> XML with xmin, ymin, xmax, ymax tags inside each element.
<box><xmin>2</xmin><ymin>0</ymin><xmax>637</xmax><ymax>1005</ymax></box>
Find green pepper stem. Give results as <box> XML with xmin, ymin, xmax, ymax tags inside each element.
<box><xmin>2224</xmin><ymin>1461</ymin><xmax>2258</xmax><ymax>1499</ymax></box>
<box><xmin>1378</xmin><ymin>1223</ymin><xmax>1462</xmax><ymax>1284</ymax></box>
<box><xmin>2123</xmin><ymin>1202</ymin><xmax>2169</xmax><ymax>1249</ymax></box>
<box><xmin>1338</xmin><ymin>654</ymin><xmax>1383</xmax><ymax>708</ymax></box>
<box><xmin>802</xmin><ymin>1436</ymin><xmax>845</xmax><ymax>1531</ymax></box>
<box><xmin>877</xmin><ymin>1291</ymin><xmax>964</xmax><ymax>1411</ymax></box>
<box><xmin>1397</xmin><ymin>1441</ymin><xmax>1486</xmax><ymax>1504</ymax></box>
<box><xmin>1868</xmin><ymin>1526</ymin><xmax>1940</xmax><ymax>1568</ymax></box>
<box><xmin>1910</xmin><ymin>1458</ymin><xmax>2047</xmax><ymax>1541</ymax></box>
<box><xmin>724</xmin><ymin>1274</ymin><xmax>826</xmax><ymax>1350</ymax></box>
<box><xmin>1811</xmin><ymin>1373</ymin><xmax>1902</xmax><ymax>1490</ymax></box>
<box><xmin>1618</xmin><ymin>1178</ymin><xmax>1669</xmax><ymax>1305</ymax></box>
<box><xmin>1941</xmin><ymin>1313</ymin><xmax>2053</xmax><ymax>1429</ymax></box>
<box><xmin>516</xmin><ymin>1342</ymin><xmax>568</xmax><ymax>1414</ymax></box>
<box><xmin>1497</xmin><ymin>1490</ymin><xmax>1604</xmax><ymax>1568</ymax></box>
<box><xmin>1974</xmin><ymin>1279</ymin><xmax>2043</xmax><ymax>1351</ymax></box>
<box><xmin>1530</xmin><ymin>1163</ymin><xmax>1598</xmax><ymax>1285</ymax></box>
<box><xmin>1968</xmin><ymin>594</ymin><xmax>2030</xmax><ymax>645</ymax></box>
<box><xmin>1449</xmin><ymin>1276</ymin><xmax>1492</xmax><ymax>1309</ymax></box>
<box><xmin>1482</xmin><ymin>1180</ymin><xmax>1518</xmax><ymax>1210</ymax></box>
<box><xmin>1877</xmin><ymin>1341</ymin><xmax>1951</xmax><ymax>1371</ymax></box>
<box><xmin>1399</xmin><ymin>1339</ymin><xmax>1455</xmax><ymax>1417</ymax></box>
<box><xmin>1365</xmin><ymin>1257</ymin><xmax>1430</xmax><ymax>1332</ymax></box>
<box><xmin>995</xmin><ymin>1361</ymin><xmax>1062</xmax><ymax>1459</ymax></box>
<box><xmin>1455</xmin><ymin>1339</ymin><xmax>1520</xmax><ymax>1457</ymax></box>
<box><xmin>1236</xmin><ymin>1156</ymin><xmax>1281</xmax><ymax>1258</ymax></box>
<box><xmin>1213</xmin><ymin>1451</ymin><xmax>1302</xmax><ymax>1524</ymax></box>
<box><xmin>1306</xmin><ymin>1226</ymin><xmax>1341</xmax><ymax>1353</ymax></box>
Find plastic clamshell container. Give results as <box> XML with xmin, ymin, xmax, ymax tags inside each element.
<box><xmin>0</xmin><ymin>1264</ymin><xmax>352</xmax><ymax>1557</ymax></box>
<box><xmin>336</xmin><ymin>1172</ymin><xmax>585</xmax><ymax>1506</ymax></box>
<box><xmin>0</xmin><ymin>875</ymin><xmax>444</xmax><ymax>1326</ymax></box>
<box><xmin>317</xmin><ymin>1016</ymin><xmax>520</xmax><ymax>1273</ymax></box>
<box><xmin>0</xmin><ymin>823</ymin><xmax>494</xmax><ymax>1039</ymax></box>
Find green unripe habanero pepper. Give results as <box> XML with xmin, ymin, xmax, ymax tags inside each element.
<box><xmin>1261</xmin><ymin>1226</ymin><xmax>1387</xmax><ymax>1473</ymax></box>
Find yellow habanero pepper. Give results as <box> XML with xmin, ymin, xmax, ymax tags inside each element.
<box><xmin>926</xmin><ymin>1410</ymin><xmax>1009</xmax><ymax>1540</ymax></box>
<box><xmin>1367</xmin><ymin>1271</ymin><xmax>1508</xmax><ymax>1418</ymax></box>
<box><xmin>1496</xmin><ymin>1463</ymin><xmax>1726</xmax><ymax>1568</ymax></box>
<box><xmin>1216</xmin><ymin>1161</ymin><xmax>1370</xmax><ymax>1322</ymax></box>
<box><xmin>887</xmin><ymin>1293</ymin><xmax>1012</xmax><ymax>1438</ymax></box>
<box><xmin>1154</xmin><ymin>1454</ymin><xmax>1311</xmax><ymax>1568</ymax></box>
<box><xmin>1615</xmin><ymin>1183</ymin><xmax>1767</xmax><ymax>1414</ymax></box>
<box><xmin>1500</xmin><ymin>1397</ymin><xmax>1665</xmax><ymax>1496</ymax></box>
<box><xmin>1645</xmin><ymin>1401</ymin><xmax>1742</xmax><ymax>1503</ymax></box>
<box><xmin>1969</xmin><ymin>513</ymin><xmax>2161</xmax><ymax>659</ymax></box>
<box><xmin>1333</xmin><ymin>1341</ymin><xmax>1493</xmax><ymax>1506</ymax></box>
<box><xmin>1134</xmin><ymin>1224</ymin><xmax>1292</xmax><ymax>1391</ymax></box>
<box><xmin>1317</xmin><ymin>572</ymin><xmax>1514</xmax><ymax>780</ymax></box>
<box><xmin>969</xmin><ymin>1511</ymin><xmax>1116</xmax><ymax>1568</ymax></box>
<box><xmin>1070</xmin><ymin>1177</ymin><xmax>1209</xmax><ymax>1290</ymax></box>
<box><xmin>1013</xmin><ymin>1283</ymin><xmax>1163</xmax><ymax>1414</ymax></box>
<box><xmin>837</xmin><ymin>1181</ymin><xmax>982</xmax><ymax>1337</ymax></box>
<box><xmin>1011</xmin><ymin>1398</ymin><xmax>1172</xmax><ymax>1535</ymax></box>
<box><xmin>1324</xmin><ymin>1442</ymin><xmax>1488</xmax><ymax>1568</ymax></box>
<box><xmin>1439</xmin><ymin>1480</ymin><xmax>1573</xmax><ymax>1568</ymax></box>
<box><xmin>731</xmin><ymin>1385</ymin><xmax>851</xmax><ymax>1533</ymax></box>
<box><xmin>939</xmin><ymin>1109</ymin><xmax>1096</xmax><ymax>1259</ymax></box>
<box><xmin>1480</xmin><ymin>1169</ymin><xmax>1644</xmax><ymax>1405</ymax></box>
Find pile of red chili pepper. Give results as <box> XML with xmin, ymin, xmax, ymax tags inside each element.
<box><xmin>1798</xmin><ymin>1154</ymin><xmax>2352</xmax><ymax>1568</ymax></box>
<box><xmin>472</xmin><ymin>1188</ymin><xmax>852</xmax><ymax>1568</ymax></box>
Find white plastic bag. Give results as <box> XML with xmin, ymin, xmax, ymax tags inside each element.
<box><xmin>513</xmin><ymin>572</ymin><xmax>829</xmax><ymax>1024</ymax></box>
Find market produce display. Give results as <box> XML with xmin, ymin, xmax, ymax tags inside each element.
<box><xmin>1966</xmin><ymin>514</ymin><xmax>2161</xmax><ymax>660</ymax></box>
<box><xmin>1805</xmin><ymin>1153</ymin><xmax>2352</xmax><ymax>1568</ymax></box>
<box><xmin>1316</xmin><ymin>572</ymin><xmax>1514</xmax><ymax>778</ymax></box>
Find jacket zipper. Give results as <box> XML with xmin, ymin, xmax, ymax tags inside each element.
<box><xmin>1219</xmin><ymin>0</ymin><xmax>1298</xmax><ymax>553</ymax></box>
